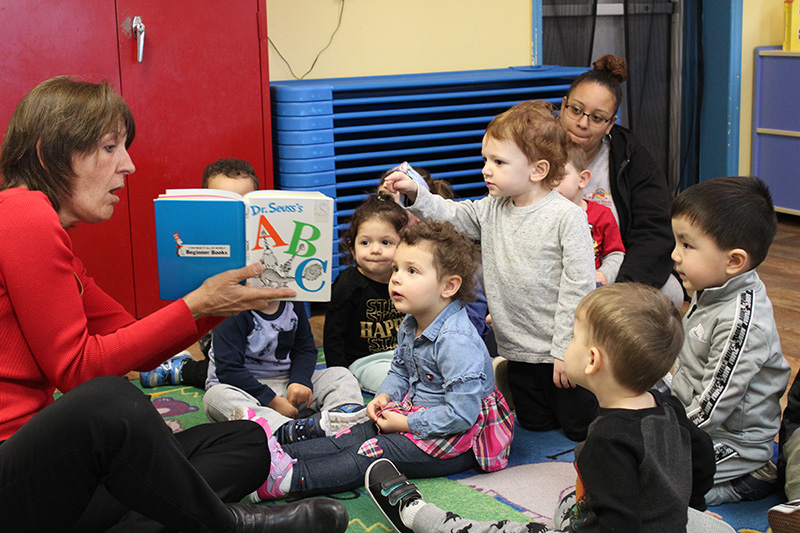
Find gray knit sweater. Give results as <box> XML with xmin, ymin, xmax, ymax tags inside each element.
<box><xmin>409</xmin><ymin>188</ymin><xmax>595</xmax><ymax>363</ymax></box>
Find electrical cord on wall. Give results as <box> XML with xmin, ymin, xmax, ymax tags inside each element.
<box><xmin>268</xmin><ymin>0</ymin><xmax>345</xmax><ymax>80</ymax></box>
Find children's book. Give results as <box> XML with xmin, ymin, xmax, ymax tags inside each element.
<box><xmin>154</xmin><ymin>189</ymin><xmax>333</xmax><ymax>302</ymax></box>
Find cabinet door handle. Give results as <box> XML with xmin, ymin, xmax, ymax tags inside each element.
<box><xmin>133</xmin><ymin>16</ymin><xmax>145</xmax><ymax>63</ymax></box>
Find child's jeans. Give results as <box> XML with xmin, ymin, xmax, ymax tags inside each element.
<box><xmin>284</xmin><ymin>421</ymin><xmax>478</xmax><ymax>496</ymax></box>
<box><xmin>705</xmin><ymin>461</ymin><xmax>779</xmax><ymax>506</ymax></box>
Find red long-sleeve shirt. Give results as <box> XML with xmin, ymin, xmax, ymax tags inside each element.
<box><xmin>0</xmin><ymin>188</ymin><xmax>220</xmax><ymax>440</ymax></box>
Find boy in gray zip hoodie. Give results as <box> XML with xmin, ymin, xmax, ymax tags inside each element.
<box><xmin>669</xmin><ymin>176</ymin><xmax>790</xmax><ymax>506</ymax></box>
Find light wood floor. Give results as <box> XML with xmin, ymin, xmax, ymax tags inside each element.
<box><xmin>758</xmin><ymin>214</ymin><xmax>800</xmax><ymax>410</ymax></box>
<box><xmin>309</xmin><ymin>214</ymin><xmax>800</xmax><ymax>409</ymax></box>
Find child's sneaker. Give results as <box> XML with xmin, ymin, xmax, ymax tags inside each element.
<box><xmin>232</xmin><ymin>407</ymin><xmax>297</xmax><ymax>502</ymax></box>
<box><xmin>139</xmin><ymin>351</ymin><xmax>192</xmax><ymax>388</ymax></box>
<box><xmin>275</xmin><ymin>412</ymin><xmax>326</xmax><ymax>444</ymax></box>
<box><xmin>768</xmin><ymin>499</ymin><xmax>800</xmax><ymax>533</ymax></box>
<box><xmin>327</xmin><ymin>403</ymin><xmax>369</xmax><ymax>434</ymax></box>
<box><xmin>365</xmin><ymin>458</ymin><xmax>422</xmax><ymax>533</ymax></box>
<box><xmin>275</xmin><ymin>403</ymin><xmax>369</xmax><ymax>444</ymax></box>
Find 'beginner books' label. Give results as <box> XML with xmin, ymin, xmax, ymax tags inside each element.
<box><xmin>154</xmin><ymin>189</ymin><xmax>333</xmax><ymax>302</ymax></box>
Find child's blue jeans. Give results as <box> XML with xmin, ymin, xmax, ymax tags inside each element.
<box><xmin>284</xmin><ymin>421</ymin><xmax>479</xmax><ymax>496</ymax></box>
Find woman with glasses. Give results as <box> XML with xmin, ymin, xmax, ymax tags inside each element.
<box><xmin>559</xmin><ymin>55</ymin><xmax>683</xmax><ymax>306</ymax></box>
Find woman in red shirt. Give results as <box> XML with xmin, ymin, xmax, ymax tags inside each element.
<box><xmin>0</xmin><ymin>76</ymin><xmax>347</xmax><ymax>533</ymax></box>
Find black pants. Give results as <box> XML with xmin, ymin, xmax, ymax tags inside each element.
<box><xmin>507</xmin><ymin>361</ymin><xmax>598</xmax><ymax>441</ymax></box>
<box><xmin>183</xmin><ymin>358</ymin><xmax>211</xmax><ymax>389</ymax></box>
<box><xmin>0</xmin><ymin>376</ymin><xmax>269</xmax><ymax>532</ymax></box>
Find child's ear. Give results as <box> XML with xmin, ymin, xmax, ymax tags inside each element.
<box><xmin>579</xmin><ymin>170</ymin><xmax>591</xmax><ymax>189</ymax></box>
<box><xmin>529</xmin><ymin>159</ymin><xmax>550</xmax><ymax>183</ymax></box>
<box><xmin>440</xmin><ymin>274</ymin><xmax>462</xmax><ymax>300</ymax></box>
<box><xmin>726</xmin><ymin>248</ymin><xmax>750</xmax><ymax>275</ymax></box>
<box><xmin>584</xmin><ymin>346</ymin><xmax>603</xmax><ymax>376</ymax></box>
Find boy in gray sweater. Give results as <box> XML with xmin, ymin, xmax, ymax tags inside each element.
<box><xmin>383</xmin><ymin>100</ymin><xmax>596</xmax><ymax>440</ymax></box>
<box><xmin>670</xmin><ymin>176</ymin><xmax>790</xmax><ymax>506</ymax></box>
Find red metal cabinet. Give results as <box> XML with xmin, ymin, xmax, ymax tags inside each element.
<box><xmin>1</xmin><ymin>0</ymin><xmax>272</xmax><ymax>318</ymax></box>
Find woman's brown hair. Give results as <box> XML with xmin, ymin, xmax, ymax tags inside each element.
<box><xmin>0</xmin><ymin>76</ymin><xmax>136</xmax><ymax>211</ymax></box>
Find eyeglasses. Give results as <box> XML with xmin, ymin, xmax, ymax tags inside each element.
<box><xmin>564</xmin><ymin>104</ymin><xmax>613</xmax><ymax>127</ymax></box>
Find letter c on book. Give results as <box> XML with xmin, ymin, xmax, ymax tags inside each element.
<box><xmin>294</xmin><ymin>258</ymin><xmax>327</xmax><ymax>292</ymax></box>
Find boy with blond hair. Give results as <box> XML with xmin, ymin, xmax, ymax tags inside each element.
<box><xmin>365</xmin><ymin>283</ymin><xmax>729</xmax><ymax>532</ymax></box>
<box><xmin>670</xmin><ymin>176</ymin><xmax>790</xmax><ymax>506</ymax></box>
<box><xmin>383</xmin><ymin>100</ymin><xmax>596</xmax><ymax>440</ymax></box>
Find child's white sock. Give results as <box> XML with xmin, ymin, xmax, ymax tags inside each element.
<box><xmin>400</xmin><ymin>497</ymin><xmax>425</xmax><ymax>528</ymax></box>
<box><xmin>279</xmin><ymin>467</ymin><xmax>293</xmax><ymax>494</ymax></box>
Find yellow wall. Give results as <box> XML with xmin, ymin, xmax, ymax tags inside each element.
<box><xmin>265</xmin><ymin>0</ymin><xmax>532</xmax><ymax>81</ymax></box>
<box><xmin>739</xmin><ymin>0</ymin><xmax>784</xmax><ymax>175</ymax></box>
<box><xmin>266</xmin><ymin>1</ymin><xmax>781</xmax><ymax>176</ymax></box>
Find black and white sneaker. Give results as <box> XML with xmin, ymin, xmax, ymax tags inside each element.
<box><xmin>365</xmin><ymin>458</ymin><xmax>421</xmax><ymax>533</ymax></box>
<box><xmin>769</xmin><ymin>498</ymin><xmax>800</xmax><ymax>533</ymax></box>
<box><xmin>275</xmin><ymin>403</ymin><xmax>369</xmax><ymax>444</ymax></box>
<box><xmin>275</xmin><ymin>412</ymin><xmax>326</xmax><ymax>444</ymax></box>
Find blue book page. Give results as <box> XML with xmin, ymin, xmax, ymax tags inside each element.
<box><xmin>154</xmin><ymin>198</ymin><xmax>246</xmax><ymax>300</ymax></box>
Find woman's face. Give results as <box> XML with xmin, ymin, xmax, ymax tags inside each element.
<box><xmin>58</xmin><ymin>130</ymin><xmax>135</xmax><ymax>228</ymax></box>
<box><xmin>559</xmin><ymin>81</ymin><xmax>617</xmax><ymax>159</ymax></box>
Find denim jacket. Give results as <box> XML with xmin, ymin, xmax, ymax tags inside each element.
<box><xmin>377</xmin><ymin>300</ymin><xmax>494</xmax><ymax>439</ymax></box>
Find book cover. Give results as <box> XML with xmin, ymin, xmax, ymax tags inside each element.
<box><xmin>154</xmin><ymin>189</ymin><xmax>333</xmax><ymax>302</ymax></box>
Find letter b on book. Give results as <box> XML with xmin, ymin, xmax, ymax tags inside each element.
<box><xmin>289</xmin><ymin>221</ymin><xmax>320</xmax><ymax>257</ymax></box>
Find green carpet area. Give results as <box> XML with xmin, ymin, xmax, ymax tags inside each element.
<box><xmin>301</xmin><ymin>477</ymin><xmax>532</xmax><ymax>533</ymax></box>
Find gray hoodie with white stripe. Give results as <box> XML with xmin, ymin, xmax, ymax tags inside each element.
<box><xmin>671</xmin><ymin>269</ymin><xmax>790</xmax><ymax>483</ymax></box>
